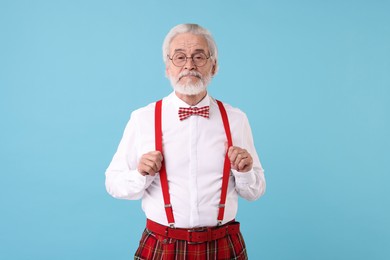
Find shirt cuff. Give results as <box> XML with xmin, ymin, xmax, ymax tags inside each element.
<box><xmin>128</xmin><ymin>170</ymin><xmax>147</xmax><ymax>186</ymax></box>
<box><xmin>232</xmin><ymin>169</ymin><xmax>256</xmax><ymax>185</ymax></box>
<box><xmin>129</xmin><ymin>169</ymin><xmax>158</xmax><ymax>189</ymax></box>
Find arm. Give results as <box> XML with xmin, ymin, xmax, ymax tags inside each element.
<box><xmin>105</xmin><ymin>112</ymin><xmax>160</xmax><ymax>200</ymax></box>
<box><xmin>229</xmin><ymin>115</ymin><xmax>266</xmax><ymax>201</ymax></box>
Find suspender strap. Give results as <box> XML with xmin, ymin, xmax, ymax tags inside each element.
<box><xmin>155</xmin><ymin>100</ymin><xmax>175</xmax><ymax>226</ymax></box>
<box><xmin>154</xmin><ymin>99</ymin><xmax>233</xmax><ymax>227</ymax></box>
<box><xmin>216</xmin><ymin>100</ymin><xmax>233</xmax><ymax>225</ymax></box>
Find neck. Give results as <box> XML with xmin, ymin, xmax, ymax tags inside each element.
<box><xmin>175</xmin><ymin>91</ymin><xmax>207</xmax><ymax>106</ymax></box>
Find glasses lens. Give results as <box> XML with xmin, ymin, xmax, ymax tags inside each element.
<box><xmin>192</xmin><ymin>53</ymin><xmax>207</xmax><ymax>67</ymax></box>
<box><xmin>172</xmin><ymin>53</ymin><xmax>187</xmax><ymax>67</ymax></box>
<box><xmin>171</xmin><ymin>52</ymin><xmax>209</xmax><ymax>67</ymax></box>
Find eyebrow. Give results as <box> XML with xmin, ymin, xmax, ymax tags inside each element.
<box><xmin>174</xmin><ymin>48</ymin><xmax>207</xmax><ymax>53</ymax></box>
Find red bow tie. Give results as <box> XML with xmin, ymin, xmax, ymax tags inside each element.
<box><xmin>178</xmin><ymin>106</ymin><xmax>210</xmax><ymax>121</ymax></box>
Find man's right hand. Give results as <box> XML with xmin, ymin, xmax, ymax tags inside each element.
<box><xmin>137</xmin><ymin>151</ymin><xmax>163</xmax><ymax>176</ymax></box>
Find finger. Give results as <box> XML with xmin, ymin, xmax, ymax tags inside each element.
<box><xmin>146</xmin><ymin>152</ymin><xmax>163</xmax><ymax>172</ymax></box>
<box><xmin>138</xmin><ymin>151</ymin><xmax>164</xmax><ymax>175</ymax></box>
<box><xmin>146</xmin><ymin>158</ymin><xmax>159</xmax><ymax>172</ymax></box>
<box><xmin>149</xmin><ymin>151</ymin><xmax>163</xmax><ymax>162</ymax></box>
<box><xmin>143</xmin><ymin>152</ymin><xmax>160</xmax><ymax>162</ymax></box>
<box><xmin>237</xmin><ymin>156</ymin><xmax>253</xmax><ymax>172</ymax></box>
<box><xmin>227</xmin><ymin>146</ymin><xmax>235</xmax><ymax>158</ymax></box>
<box><xmin>228</xmin><ymin>146</ymin><xmax>238</xmax><ymax>161</ymax></box>
<box><xmin>154</xmin><ymin>157</ymin><xmax>162</xmax><ymax>172</ymax></box>
<box><xmin>138</xmin><ymin>159</ymin><xmax>157</xmax><ymax>175</ymax></box>
<box><xmin>228</xmin><ymin>146</ymin><xmax>252</xmax><ymax>171</ymax></box>
<box><xmin>140</xmin><ymin>154</ymin><xmax>161</xmax><ymax>173</ymax></box>
<box><xmin>228</xmin><ymin>148</ymin><xmax>239</xmax><ymax>169</ymax></box>
<box><xmin>229</xmin><ymin>147</ymin><xmax>247</xmax><ymax>168</ymax></box>
<box><xmin>144</xmin><ymin>151</ymin><xmax>164</xmax><ymax>166</ymax></box>
<box><xmin>229</xmin><ymin>147</ymin><xmax>242</xmax><ymax>169</ymax></box>
<box><xmin>141</xmin><ymin>157</ymin><xmax>158</xmax><ymax>172</ymax></box>
<box><xmin>233</xmin><ymin>151</ymin><xmax>248</xmax><ymax>168</ymax></box>
<box><xmin>140</xmin><ymin>157</ymin><xmax>157</xmax><ymax>171</ymax></box>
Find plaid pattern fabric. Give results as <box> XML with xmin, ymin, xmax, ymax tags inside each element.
<box><xmin>178</xmin><ymin>106</ymin><xmax>210</xmax><ymax>121</ymax></box>
<box><xmin>134</xmin><ymin>228</ymin><xmax>248</xmax><ymax>260</ymax></box>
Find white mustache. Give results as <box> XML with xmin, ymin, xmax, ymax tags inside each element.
<box><xmin>178</xmin><ymin>71</ymin><xmax>202</xmax><ymax>81</ymax></box>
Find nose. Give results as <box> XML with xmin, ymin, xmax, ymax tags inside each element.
<box><xmin>183</xmin><ymin>57</ymin><xmax>196</xmax><ymax>70</ymax></box>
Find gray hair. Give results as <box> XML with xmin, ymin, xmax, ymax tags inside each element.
<box><xmin>162</xmin><ymin>24</ymin><xmax>218</xmax><ymax>69</ymax></box>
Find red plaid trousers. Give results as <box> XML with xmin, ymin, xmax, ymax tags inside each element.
<box><xmin>134</xmin><ymin>227</ymin><xmax>248</xmax><ymax>260</ymax></box>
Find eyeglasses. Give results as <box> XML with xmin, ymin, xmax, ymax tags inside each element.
<box><xmin>167</xmin><ymin>52</ymin><xmax>211</xmax><ymax>67</ymax></box>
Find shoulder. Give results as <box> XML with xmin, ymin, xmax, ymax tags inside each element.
<box><xmin>129</xmin><ymin>94</ymin><xmax>174</xmax><ymax>125</ymax></box>
<box><xmin>131</xmin><ymin>93</ymin><xmax>174</xmax><ymax>118</ymax></box>
<box><xmin>126</xmin><ymin>100</ymin><xmax>159</xmax><ymax>131</ymax></box>
<box><xmin>210</xmin><ymin>98</ymin><xmax>248</xmax><ymax>121</ymax></box>
<box><xmin>131</xmin><ymin>101</ymin><xmax>156</xmax><ymax>118</ymax></box>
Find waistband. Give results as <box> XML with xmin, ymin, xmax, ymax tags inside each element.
<box><xmin>146</xmin><ymin>219</ymin><xmax>240</xmax><ymax>243</ymax></box>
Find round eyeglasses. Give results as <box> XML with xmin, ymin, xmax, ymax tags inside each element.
<box><xmin>167</xmin><ymin>52</ymin><xmax>211</xmax><ymax>67</ymax></box>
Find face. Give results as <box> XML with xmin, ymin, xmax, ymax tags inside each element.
<box><xmin>166</xmin><ymin>33</ymin><xmax>216</xmax><ymax>96</ymax></box>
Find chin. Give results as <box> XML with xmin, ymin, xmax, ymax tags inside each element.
<box><xmin>170</xmin><ymin>76</ymin><xmax>211</xmax><ymax>96</ymax></box>
<box><xmin>174</xmin><ymin>86</ymin><xmax>206</xmax><ymax>95</ymax></box>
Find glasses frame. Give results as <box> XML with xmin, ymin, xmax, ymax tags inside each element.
<box><xmin>167</xmin><ymin>52</ymin><xmax>212</xmax><ymax>67</ymax></box>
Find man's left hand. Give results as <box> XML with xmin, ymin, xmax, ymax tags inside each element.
<box><xmin>228</xmin><ymin>146</ymin><xmax>253</xmax><ymax>172</ymax></box>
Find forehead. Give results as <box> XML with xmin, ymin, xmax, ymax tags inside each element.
<box><xmin>169</xmin><ymin>33</ymin><xmax>209</xmax><ymax>52</ymax></box>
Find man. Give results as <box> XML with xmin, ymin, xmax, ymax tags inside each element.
<box><xmin>105</xmin><ymin>23</ymin><xmax>266</xmax><ymax>259</ymax></box>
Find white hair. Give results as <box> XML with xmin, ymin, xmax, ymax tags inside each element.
<box><xmin>162</xmin><ymin>24</ymin><xmax>218</xmax><ymax>72</ymax></box>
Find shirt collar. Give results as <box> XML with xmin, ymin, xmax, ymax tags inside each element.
<box><xmin>169</xmin><ymin>91</ymin><xmax>211</xmax><ymax>110</ymax></box>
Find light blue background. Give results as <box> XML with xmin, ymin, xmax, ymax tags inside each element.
<box><xmin>1</xmin><ymin>0</ymin><xmax>389</xmax><ymax>259</ymax></box>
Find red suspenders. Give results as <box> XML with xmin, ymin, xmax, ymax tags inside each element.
<box><xmin>154</xmin><ymin>99</ymin><xmax>232</xmax><ymax>227</ymax></box>
<box><xmin>216</xmin><ymin>100</ymin><xmax>233</xmax><ymax>225</ymax></box>
<box><xmin>155</xmin><ymin>100</ymin><xmax>175</xmax><ymax>226</ymax></box>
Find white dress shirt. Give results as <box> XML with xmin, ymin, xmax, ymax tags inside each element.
<box><xmin>105</xmin><ymin>92</ymin><xmax>266</xmax><ymax>228</ymax></box>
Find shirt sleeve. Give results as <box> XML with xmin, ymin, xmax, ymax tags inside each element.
<box><xmin>105</xmin><ymin>112</ymin><xmax>157</xmax><ymax>200</ymax></box>
<box><xmin>232</xmin><ymin>114</ymin><xmax>266</xmax><ymax>201</ymax></box>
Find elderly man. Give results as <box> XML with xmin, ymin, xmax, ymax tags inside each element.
<box><xmin>105</xmin><ymin>23</ymin><xmax>266</xmax><ymax>259</ymax></box>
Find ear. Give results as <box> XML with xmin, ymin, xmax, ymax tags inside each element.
<box><xmin>211</xmin><ymin>60</ymin><xmax>217</xmax><ymax>76</ymax></box>
<box><xmin>165</xmin><ymin>64</ymin><xmax>170</xmax><ymax>78</ymax></box>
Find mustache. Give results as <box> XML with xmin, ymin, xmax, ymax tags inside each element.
<box><xmin>178</xmin><ymin>71</ymin><xmax>202</xmax><ymax>81</ymax></box>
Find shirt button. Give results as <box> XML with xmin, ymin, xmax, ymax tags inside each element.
<box><xmin>163</xmin><ymin>239</ymin><xmax>168</xmax><ymax>244</ymax></box>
